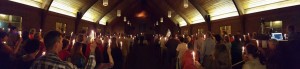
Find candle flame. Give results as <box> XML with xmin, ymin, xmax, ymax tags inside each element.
<box><xmin>19</xmin><ymin>31</ymin><xmax>22</xmax><ymax>37</ymax></box>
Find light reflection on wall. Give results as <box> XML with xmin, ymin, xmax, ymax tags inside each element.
<box><xmin>9</xmin><ymin>0</ymin><xmax>43</xmax><ymax>8</ymax></box>
<box><xmin>245</xmin><ymin>0</ymin><xmax>300</xmax><ymax>14</ymax></box>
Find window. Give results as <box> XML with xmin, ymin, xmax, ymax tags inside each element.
<box><xmin>220</xmin><ymin>26</ymin><xmax>231</xmax><ymax>35</ymax></box>
<box><xmin>56</xmin><ymin>22</ymin><xmax>66</xmax><ymax>33</ymax></box>
<box><xmin>0</xmin><ymin>13</ymin><xmax>22</xmax><ymax>30</ymax></box>
<box><xmin>265</xmin><ymin>21</ymin><xmax>283</xmax><ymax>33</ymax></box>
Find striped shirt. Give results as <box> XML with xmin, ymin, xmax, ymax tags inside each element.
<box><xmin>30</xmin><ymin>52</ymin><xmax>74</xmax><ymax>69</ymax></box>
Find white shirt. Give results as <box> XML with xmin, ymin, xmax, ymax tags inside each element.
<box><xmin>176</xmin><ymin>43</ymin><xmax>188</xmax><ymax>59</ymax></box>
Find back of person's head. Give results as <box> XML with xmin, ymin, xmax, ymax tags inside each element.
<box><xmin>246</xmin><ymin>44</ymin><xmax>259</xmax><ymax>58</ymax></box>
<box><xmin>233</xmin><ymin>35</ymin><xmax>240</xmax><ymax>42</ymax></box>
<box><xmin>77</xmin><ymin>34</ymin><xmax>84</xmax><ymax>42</ymax></box>
<box><xmin>44</xmin><ymin>31</ymin><xmax>62</xmax><ymax>50</ymax></box>
<box><xmin>73</xmin><ymin>42</ymin><xmax>83</xmax><ymax>54</ymax></box>
<box><xmin>179</xmin><ymin>36</ymin><xmax>184</xmax><ymax>43</ymax></box>
<box><xmin>224</xmin><ymin>36</ymin><xmax>230</xmax><ymax>43</ymax></box>
<box><xmin>288</xmin><ymin>25</ymin><xmax>295</xmax><ymax>32</ymax></box>
<box><xmin>29</xmin><ymin>28</ymin><xmax>36</xmax><ymax>35</ymax></box>
<box><xmin>23</xmin><ymin>39</ymin><xmax>40</xmax><ymax>54</ymax></box>
<box><xmin>62</xmin><ymin>39</ymin><xmax>69</xmax><ymax>50</ymax></box>
<box><xmin>214</xmin><ymin>34</ymin><xmax>223</xmax><ymax>43</ymax></box>
<box><xmin>0</xmin><ymin>31</ymin><xmax>8</xmax><ymax>39</ymax></box>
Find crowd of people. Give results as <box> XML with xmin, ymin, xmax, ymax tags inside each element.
<box><xmin>0</xmin><ymin>25</ymin><xmax>299</xmax><ymax>69</ymax></box>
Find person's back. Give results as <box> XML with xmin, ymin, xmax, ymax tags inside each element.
<box><xmin>214</xmin><ymin>44</ymin><xmax>231</xmax><ymax>69</ymax></box>
<box><xmin>30</xmin><ymin>31</ymin><xmax>74</xmax><ymax>69</ymax></box>
<box><xmin>243</xmin><ymin>58</ymin><xmax>266</xmax><ymax>69</ymax></box>
<box><xmin>166</xmin><ymin>38</ymin><xmax>180</xmax><ymax>58</ymax></box>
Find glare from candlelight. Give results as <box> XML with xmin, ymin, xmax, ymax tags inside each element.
<box><xmin>71</xmin><ymin>32</ymin><xmax>73</xmax><ymax>36</ymax></box>
<box><xmin>108</xmin><ymin>39</ymin><xmax>111</xmax><ymax>47</ymax></box>
<box><xmin>256</xmin><ymin>40</ymin><xmax>259</xmax><ymax>47</ymax></box>
<box><xmin>90</xmin><ymin>30</ymin><xmax>95</xmax><ymax>42</ymax></box>
<box><xmin>40</xmin><ymin>29</ymin><xmax>42</xmax><ymax>32</ymax></box>
<box><xmin>204</xmin><ymin>35</ymin><xmax>206</xmax><ymax>39</ymax></box>
<box><xmin>120</xmin><ymin>41</ymin><xmax>123</xmax><ymax>49</ymax></box>
<box><xmin>42</xmin><ymin>52</ymin><xmax>46</xmax><ymax>56</ymax></box>
<box><xmin>3</xmin><ymin>41</ymin><xmax>6</xmax><ymax>44</ymax></box>
<box><xmin>72</xmin><ymin>39</ymin><xmax>75</xmax><ymax>45</ymax></box>
<box><xmin>192</xmin><ymin>51</ymin><xmax>196</xmax><ymax>61</ymax></box>
<box><xmin>242</xmin><ymin>46</ymin><xmax>245</xmax><ymax>53</ymax></box>
<box><xmin>8</xmin><ymin>28</ymin><xmax>10</xmax><ymax>32</ymax></box>
<box><xmin>19</xmin><ymin>31</ymin><xmax>22</xmax><ymax>37</ymax></box>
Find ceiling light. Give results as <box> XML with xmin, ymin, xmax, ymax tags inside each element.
<box><xmin>103</xmin><ymin>0</ymin><xmax>108</xmax><ymax>6</ymax></box>
<box><xmin>183</xmin><ymin>0</ymin><xmax>189</xmax><ymax>8</ymax></box>
<box><xmin>168</xmin><ymin>11</ymin><xmax>172</xmax><ymax>18</ymax></box>
<box><xmin>160</xmin><ymin>17</ymin><xmax>163</xmax><ymax>22</ymax></box>
<box><xmin>117</xmin><ymin>10</ymin><xmax>121</xmax><ymax>17</ymax></box>
<box><xmin>124</xmin><ymin>17</ymin><xmax>127</xmax><ymax>22</ymax></box>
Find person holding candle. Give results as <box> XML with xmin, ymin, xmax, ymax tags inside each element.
<box><xmin>58</xmin><ymin>39</ymin><xmax>71</xmax><ymax>61</ymax></box>
<box><xmin>182</xmin><ymin>41</ymin><xmax>203</xmax><ymax>69</ymax></box>
<box><xmin>17</xmin><ymin>39</ymin><xmax>41</xmax><ymax>69</ymax></box>
<box><xmin>202</xmin><ymin>33</ymin><xmax>216</xmax><ymax>69</ymax></box>
<box><xmin>7</xmin><ymin>26</ymin><xmax>21</xmax><ymax>48</ymax></box>
<box><xmin>0</xmin><ymin>31</ymin><xmax>23</xmax><ymax>68</ymax></box>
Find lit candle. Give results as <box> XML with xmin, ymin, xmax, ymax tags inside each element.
<box><xmin>90</xmin><ymin>30</ymin><xmax>95</xmax><ymax>42</ymax></box>
<box><xmin>8</xmin><ymin>28</ymin><xmax>10</xmax><ymax>32</ymax></box>
<box><xmin>256</xmin><ymin>40</ymin><xmax>259</xmax><ymax>47</ymax></box>
<box><xmin>19</xmin><ymin>31</ymin><xmax>22</xmax><ymax>37</ymax></box>
<box><xmin>242</xmin><ymin>46</ymin><xmax>245</xmax><ymax>54</ymax></box>
<box><xmin>192</xmin><ymin>51</ymin><xmax>196</xmax><ymax>62</ymax></box>
<box><xmin>247</xmin><ymin>33</ymin><xmax>250</xmax><ymax>36</ymax></box>
<box><xmin>204</xmin><ymin>35</ymin><xmax>206</xmax><ymax>39</ymax></box>
<box><xmin>3</xmin><ymin>41</ymin><xmax>6</xmax><ymax>44</ymax></box>
<box><xmin>72</xmin><ymin>39</ymin><xmax>75</xmax><ymax>45</ymax></box>
<box><xmin>42</xmin><ymin>51</ymin><xmax>46</xmax><ymax>56</ymax></box>
<box><xmin>108</xmin><ymin>39</ymin><xmax>111</xmax><ymax>47</ymax></box>
<box><xmin>71</xmin><ymin>32</ymin><xmax>73</xmax><ymax>37</ymax></box>
<box><xmin>120</xmin><ymin>41</ymin><xmax>123</xmax><ymax>49</ymax></box>
<box><xmin>239</xmin><ymin>38</ymin><xmax>242</xmax><ymax>42</ymax></box>
<box><xmin>284</xmin><ymin>34</ymin><xmax>287</xmax><ymax>40</ymax></box>
<box><xmin>40</xmin><ymin>29</ymin><xmax>42</xmax><ymax>32</ymax></box>
<box><xmin>2</xmin><ymin>28</ymin><xmax>4</xmax><ymax>30</ymax></box>
<box><xmin>243</xmin><ymin>35</ymin><xmax>246</xmax><ymax>39</ymax></box>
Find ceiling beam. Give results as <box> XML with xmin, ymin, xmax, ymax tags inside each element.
<box><xmin>163</xmin><ymin>0</ymin><xmax>192</xmax><ymax>25</ymax></box>
<box><xmin>232</xmin><ymin>0</ymin><xmax>245</xmax><ymax>15</ymax></box>
<box><xmin>188</xmin><ymin>0</ymin><xmax>209</xmax><ymax>22</ymax></box>
<box><xmin>78</xmin><ymin>0</ymin><xmax>99</xmax><ymax>18</ymax></box>
<box><xmin>96</xmin><ymin>0</ymin><xmax>127</xmax><ymax>23</ymax></box>
<box><xmin>42</xmin><ymin>0</ymin><xmax>53</xmax><ymax>10</ymax></box>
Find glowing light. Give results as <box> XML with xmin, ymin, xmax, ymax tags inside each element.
<box><xmin>108</xmin><ymin>39</ymin><xmax>111</xmax><ymax>47</ymax></box>
<box><xmin>90</xmin><ymin>30</ymin><xmax>95</xmax><ymax>42</ymax></box>
<box><xmin>242</xmin><ymin>46</ymin><xmax>245</xmax><ymax>54</ymax></box>
<box><xmin>39</xmin><ymin>29</ymin><xmax>42</xmax><ymax>32</ymax></box>
<box><xmin>42</xmin><ymin>52</ymin><xmax>46</xmax><ymax>56</ymax></box>
<box><xmin>183</xmin><ymin>0</ymin><xmax>188</xmax><ymax>8</ymax></box>
<box><xmin>103</xmin><ymin>0</ymin><xmax>108</xmax><ymax>6</ymax></box>
<box><xmin>49</xmin><ymin>1</ymin><xmax>77</xmax><ymax>17</ymax></box>
<box><xmin>117</xmin><ymin>10</ymin><xmax>121</xmax><ymax>17</ymax></box>
<box><xmin>211</xmin><ymin>12</ymin><xmax>239</xmax><ymax>20</ymax></box>
<box><xmin>256</xmin><ymin>40</ymin><xmax>259</xmax><ymax>47</ymax></box>
<box><xmin>0</xmin><ymin>14</ymin><xmax>6</xmax><ymax>17</ymax></box>
<box><xmin>120</xmin><ymin>41</ymin><xmax>123</xmax><ymax>49</ymax></box>
<box><xmin>3</xmin><ymin>41</ymin><xmax>6</xmax><ymax>44</ymax></box>
<box><xmin>245</xmin><ymin>0</ymin><xmax>300</xmax><ymax>14</ymax></box>
<box><xmin>124</xmin><ymin>17</ymin><xmax>127</xmax><ymax>22</ymax></box>
<box><xmin>71</xmin><ymin>32</ymin><xmax>73</xmax><ymax>36</ymax></box>
<box><xmin>160</xmin><ymin>17</ymin><xmax>164</xmax><ymax>22</ymax></box>
<box><xmin>9</xmin><ymin>0</ymin><xmax>42</xmax><ymax>8</ymax></box>
<box><xmin>168</xmin><ymin>11</ymin><xmax>172</xmax><ymax>18</ymax></box>
<box><xmin>19</xmin><ymin>31</ymin><xmax>22</xmax><ymax>37</ymax></box>
<box><xmin>72</xmin><ymin>39</ymin><xmax>75</xmax><ymax>45</ymax></box>
<box><xmin>192</xmin><ymin>51</ymin><xmax>195</xmax><ymax>61</ymax></box>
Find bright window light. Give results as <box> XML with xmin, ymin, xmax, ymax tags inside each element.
<box><xmin>49</xmin><ymin>1</ymin><xmax>78</xmax><ymax>17</ymax></box>
<box><xmin>9</xmin><ymin>0</ymin><xmax>43</xmax><ymax>8</ymax></box>
<box><xmin>211</xmin><ymin>12</ymin><xmax>239</xmax><ymax>20</ymax></box>
<box><xmin>245</xmin><ymin>0</ymin><xmax>300</xmax><ymax>14</ymax></box>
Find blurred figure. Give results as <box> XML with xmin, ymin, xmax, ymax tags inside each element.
<box><xmin>59</xmin><ymin>39</ymin><xmax>71</xmax><ymax>61</ymax></box>
<box><xmin>287</xmin><ymin>25</ymin><xmax>298</xmax><ymax>41</ymax></box>
<box><xmin>202</xmin><ymin>33</ymin><xmax>216</xmax><ymax>69</ymax></box>
<box><xmin>214</xmin><ymin>44</ymin><xmax>231</xmax><ymax>69</ymax></box>
<box><xmin>34</xmin><ymin>33</ymin><xmax>46</xmax><ymax>58</ymax></box>
<box><xmin>176</xmin><ymin>36</ymin><xmax>188</xmax><ymax>69</ymax></box>
<box><xmin>182</xmin><ymin>42</ymin><xmax>203</xmax><ymax>69</ymax></box>
<box><xmin>242</xmin><ymin>44</ymin><xmax>266</xmax><ymax>69</ymax></box>
<box><xmin>231</xmin><ymin>35</ymin><xmax>243</xmax><ymax>69</ymax></box>
<box><xmin>193</xmin><ymin>34</ymin><xmax>204</xmax><ymax>63</ymax></box>
<box><xmin>28</xmin><ymin>28</ymin><xmax>36</xmax><ymax>40</ymax></box>
<box><xmin>263</xmin><ymin>39</ymin><xmax>282</xmax><ymax>69</ymax></box>
<box><xmin>165</xmin><ymin>35</ymin><xmax>180</xmax><ymax>69</ymax></box>
<box><xmin>111</xmin><ymin>37</ymin><xmax>123</xmax><ymax>69</ymax></box>
<box><xmin>71</xmin><ymin>42</ymin><xmax>87</xmax><ymax>68</ymax></box>
<box><xmin>17</xmin><ymin>39</ymin><xmax>40</xmax><ymax>69</ymax></box>
<box><xmin>7</xmin><ymin>26</ymin><xmax>21</xmax><ymax>48</ymax></box>
<box><xmin>0</xmin><ymin>31</ymin><xmax>22</xmax><ymax>69</ymax></box>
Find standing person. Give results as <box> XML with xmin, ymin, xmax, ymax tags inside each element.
<box><xmin>17</xmin><ymin>39</ymin><xmax>40</xmax><ymax>69</ymax></box>
<box><xmin>286</xmin><ymin>25</ymin><xmax>298</xmax><ymax>41</ymax></box>
<box><xmin>30</xmin><ymin>31</ymin><xmax>97</xmax><ymax>69</ymax></box>
<box><xmin>202</xmin><ymin>33</ymin><xmax>216</xmax><ymax>69</ymax></box>
<box><xmin>242</xmin><ymin>44</ymin><xmax>266</xmax><ymax>69</ymax></box>
<box><xmin>59</xmin><ymin>39</ymin><xmax>71</xmax><ymax>61</ymax></box>
<box><xmin>193</xmin><ymin>34</ymin><xmax>204</xmax><ymax>63</ymax></box>
<box><xmin>176</xmin><ymin>37</ymin><xmax>188</xmax><ymax>69</ymax></box>
<box><xmin>7</xmin><ymin>26</ymin><xmax>20</xmax><ymax>48</ymax></box>
<box><xmin>231</xmin><ymin>35</ymin><xmax>243</xmax><ymax>69</ymax></box>
<box><xmin>111</xmin><ymin>37</ymin><xmax>123</xmax><ymax>69</ymax></box>
<box><xmin>0</xmin><ymin>31</ymin><xmax>22</xmax><ymax>69</ymax></box>
<box><xmin>261</xmin><ymin>39</ymin><xmax>282</xmax><ymax>69</ymax></box>
<box><xmin>165</xmin><ymin>35</ymin><xmax>180</xmax><ymax>69</ymax></box>
<box><xmin>182</xmin><ymin>42</ymin><xmax>203</xmax><ymax>69</ymax></box>
<box><xmin>214</xmin><ymin>44</ymin><xmax>231</xmax><ymax>69</ymax></box>
<box><xmin>71</xmin><ymin>42</ymin><xmax>87</xmax><ymax>68</ymax></box>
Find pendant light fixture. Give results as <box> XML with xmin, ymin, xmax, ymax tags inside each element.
<box><xmin>168</xmin><ymin>11</ymin><xmax>172</xmax><ymax>18</ymax></box>
<box><xmin>103</xmin><ymin>0</ymin><xmax>108</xmax><ymax>6</ymax></box>
<box><xmin>184</xmin><ymin>0</ymin><xmax>188</xmax><ymax>8</ymax></box>
<box><xmin>124</xmin><ymin>17</ymin><xmax>127</xmax><ymax>22</ymax></box>
<box><xmin>117</xmin><ymin>10</ymin><xmax>121</xmax><ymax>17</ymax></box>
<box><xmin>160</xmin><ymin>17</ymin><xmax>164</xmax><ymax>22</ymax></box>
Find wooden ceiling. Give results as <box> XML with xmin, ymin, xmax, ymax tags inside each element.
<box><xmin>9</xmin><ymin>0</ymin><xmax>300</xmax><ymax>26</ymax></box>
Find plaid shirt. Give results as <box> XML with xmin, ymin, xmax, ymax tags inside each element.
<box><xmin>30</xmin><ymin>52</ymin><xmax>74</xmax><ymax>69</ymax></box>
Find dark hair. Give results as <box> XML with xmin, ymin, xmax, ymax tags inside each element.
<box><xmin>179</xmin><ymin>36</ymin><xmax>184</xmax><ymax>42</ymax></box>
<box><xmin>44</xmin><ymin>31</ymin><xmax>62</xmax><ymax>50</ymax></box>
<box><xmin>246</xmin><ymin>44</ymin><xmax>265</xmax><ymax>65</ymax></box>
<box><xmin>62</xmin><ymin>39</ymin><xmax>69</xmax><ymax>49</ymax></box>
<box><xmin>77</xmin><ymin>34</ymin><xmax>84</xmax><ymax>42</ymax></box>
<box><xmin>9</xmin><ymin>26</ymin><xmax>17</xmax><ymax>31</ymax></box>
<box><xmin>23</xmin><ymin>39</ymin><xmax>40</xmax><ymax>54</ymax></box>
<box><xmin>214</xmin><ymin>34</ymin><xmax>223</xmax><ymax>43</ymax></box>
<box><xmin>0</xmin><ymin>32</ymin><xmax>8</xmax><ymax>39</ymax></box>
